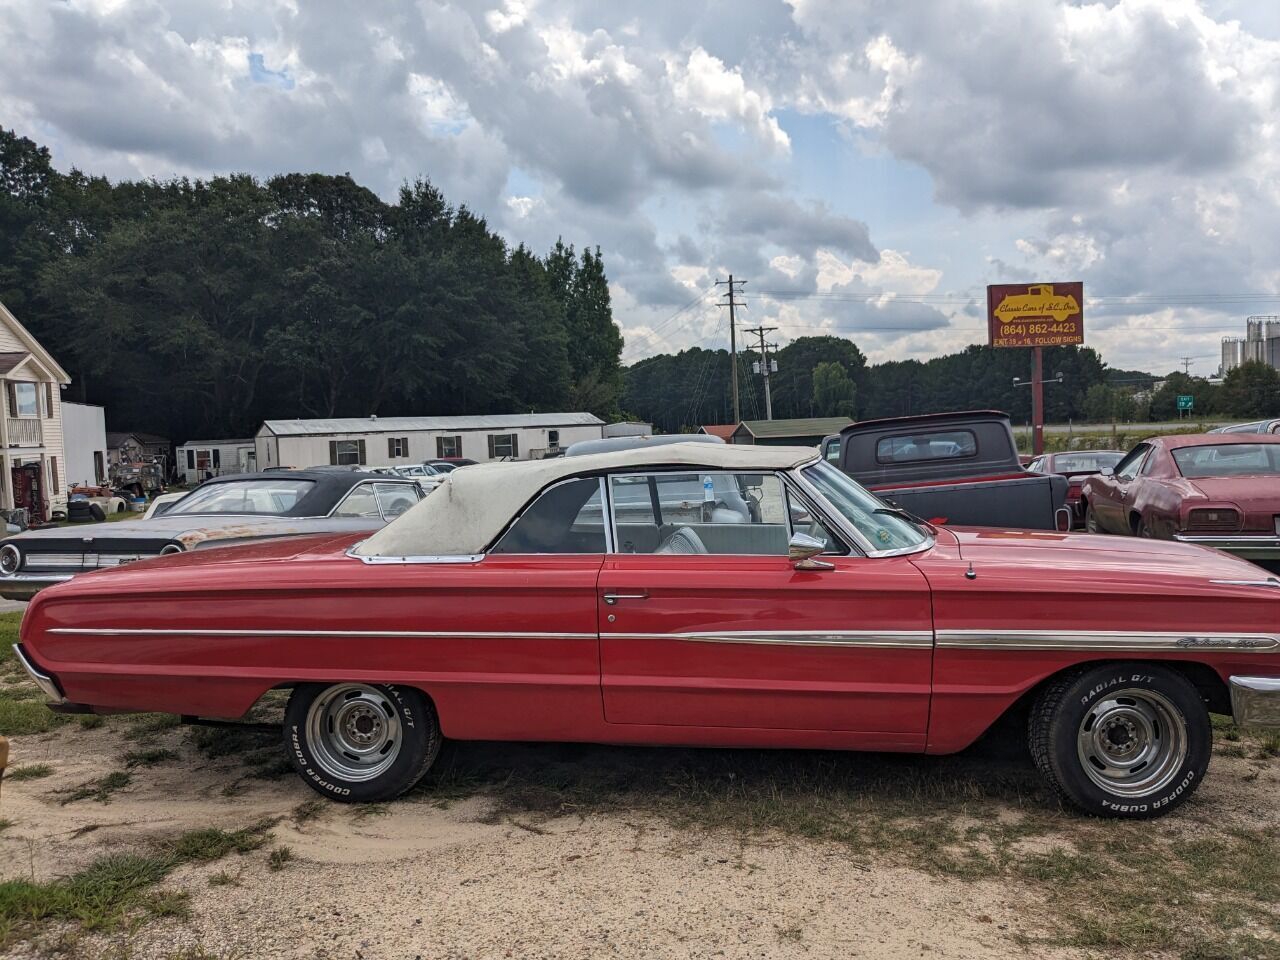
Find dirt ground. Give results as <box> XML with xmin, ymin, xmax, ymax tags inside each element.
<box><xmin>2</xmin><ymin>713</ymin><xmax>1277</xmax><ymax>960</ymax></box>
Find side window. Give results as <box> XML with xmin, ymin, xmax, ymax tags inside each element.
<box><xmin>333</xmin><ymin>483</ymin><xmax>381</xmax><ymax>518</ymax></box>
<box><xmin>1114</xmin><ymin>444</ymin><xmax>1150</xmax><ymax>482</ymax></box>
<box><xmin>609</xmin><ymin>472</ymin><xmax>791</xmax><ymax>556</ymax></box>
<box><xmin>491</xmin><ymin>478</ymin><xmax>605</xmax><ymax>554</ymax></box>
<box><xmin>374</xmin><ymin>482</ymin><xmax>420</xmax><ymax>519</ymax></box>
<box><xmin>1027</xmin><ymin>457</ymin><xmax>1044</xmax><ymax>473</ymax></box>
<box><xmin>824</xmin><ymin>437</ymin><xmax>841</xmax><ymax>463</ymax></box>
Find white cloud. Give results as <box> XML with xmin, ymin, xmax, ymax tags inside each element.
<box><xmin>669</xmin><ymin>47</ymin><xmax>790</xmax><ymax>152</ymax></box>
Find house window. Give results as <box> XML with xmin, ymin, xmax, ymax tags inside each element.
<box><xmin>186</xmin><ymin>449</ymin><xmax>195</xmax><ymax>470</ymax></box>
<box><xmin>488</xmin><ymin>433</ymin><xmax>518</xmax><ymax>459</ymax></box>
<box><xmin>388</xmin><ymin>437</ymin><xmax>409</xmax><ymax>458</ymax></box>
<box><xmin>44</xmin><ymin>383</ymin><xmax>54</xmax><ymax>419</ymax></box>
<box><xmin>93</xmin><ymin>451</ymin><xmax>104</xmax><ymax>483</ymax></box>
<box><xmin>212</xmin><ymin>449</ymin><xmax>221</xmax><ymax>470</ymax></box>
<box><xmin>329</xmin><ymin>439</ymin><xmax>366</xmax><ymax>466</ymax></box>
<box><xmin>548</xmin><ymin>430</ymin><xmax>560</xmax><ymax>449</ymax></box>
<box><xmin>50</xmin><ymin>456</ymin><xmax>58</xmax><ymax>492</ymax></box>
<box><xmin>10</xmin><ymin>383</ymin><xmax>38</xmax><ymax>418</ymax></box>
<box><xmin>437</xmin><ymin>435</ymin><xmax>462</xmax><ymax>458</ymax></box>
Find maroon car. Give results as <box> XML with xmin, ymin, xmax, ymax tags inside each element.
<box><xmin>1080</xmin><ymin>434</ymin><xmax>1280</xmax><ymax>571</ymax></box>
<box><xmin>1027</xmin><ymin>450</ymin><xmax>1126</xmax><ymax>528</ymax></box>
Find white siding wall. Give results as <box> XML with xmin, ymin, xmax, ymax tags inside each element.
<box><xmin>267</xmin><ymin>423</ymin><xmax>604</xmax><ymax>469</ymax></box>
<box><xmin>62</xmin><ymin>402</ymin><xmax>108</xmax><ymax>487</ymax></box>
<box><xmin>177</xmin><ymin>442</ymin><xmax>256</xmax><ymax>484</ymax></box>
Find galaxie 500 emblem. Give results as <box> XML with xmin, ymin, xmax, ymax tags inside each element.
<box><xmin>1175</xmin><ymin>636</ymin><xmax>1276</xmax><ymax>650</ymax></box>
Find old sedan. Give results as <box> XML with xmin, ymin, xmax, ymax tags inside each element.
<box><xmin>1026</xmin><ymin>450</ymin><xmax>1125</xmax><ymax>528</ymax></box>
<box><xmin>0</xmin><ymin>470</ymin><xmax>422</xmax><ymax>599</ymax></box>
<box><xmin>13</xmin><ymin>444</ymin><xmax>1280</xmax><ymax>817</ymax></box>
<box><xmin>1080</xmin><ymin>434</ymin><xmax>1280</xmax><ymax>571</ymax></box>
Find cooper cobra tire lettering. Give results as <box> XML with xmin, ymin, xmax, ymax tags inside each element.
<box><xmin>282</xmin><ymin>683</ymin><xmax>441</xmax><ymax>804</ymax></box>
<box><xmin>1031</xmin><ymin>662</ymin><xmax>1211</xmax><ymax>820</ymax></box>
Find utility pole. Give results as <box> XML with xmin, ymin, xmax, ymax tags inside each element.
<box><xmin>716</xmin><ymin>275</ymin><xmax>747</xmax><ymax>422</ymax></box>
<box><xmin>1180</xmin><ymin>356</ymin><xmax>1193</xmax><ymax>375</ymax></box>
<box><xmin>744</xmin><ymin>324</ymin><xmax>777</xmax><ymax>420</ymax></box>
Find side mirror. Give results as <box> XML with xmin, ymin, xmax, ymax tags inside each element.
<box><xmin>1100</xmin><ymin>467</ymin><xmax>1114</xmax><ymax>478</ymax></box>
<box><xmin>789</xmin><ymin>532</ymin><xmax>834</xmax><ymax>571</ymax></box>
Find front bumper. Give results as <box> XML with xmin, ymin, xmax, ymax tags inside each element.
<box><xmin>0</xmin><ymin>573</ymin><xmax>74</xmax><ymax>600</ymax></box>
<box><xmin>1172</xmin><ymin>533</ymin><xmax>1280</xmax><ymax>560</ymax></box>
<box><xmin>12</xmin><ymin>643</ymin><xmax>66</xmax><ymax>705</ymax></box>
<box><xmin>1230</xmin><ymin>676</ymin><xmax>1280</xmax><ymax>729</ymax></box>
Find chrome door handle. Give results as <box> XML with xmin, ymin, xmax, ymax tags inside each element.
<box><xmin>603</xmin><ymin>592</ymin><xmax>649</xmax><ymax>605</ymax></box>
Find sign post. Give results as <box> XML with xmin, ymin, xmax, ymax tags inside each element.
<box><xmin>987</xmin><ymin>283</ymin><xmax>1084</xmax><ymax>456</ymax></box>
<box><xmin>1177</xmin><ymin>395</ymin><xmax>1194</xmax><ymax>419</ymax></box>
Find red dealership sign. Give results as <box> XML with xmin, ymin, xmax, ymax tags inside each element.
<box><xmin>986</xmin><ymin>282</ymin><xmax>1084</xmax><ymax>348</ymax></box>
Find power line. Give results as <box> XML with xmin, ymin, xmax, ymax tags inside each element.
<box><xmin>743</xmin><ymin>324</ymin><xmax>777</xmax><ymax>419</ymax></box>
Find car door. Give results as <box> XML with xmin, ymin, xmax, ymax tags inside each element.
<box><xmin>597</xmin><ymin>470</ymin><xmax>934</xmax><ymax>745</ymax></box>
<box><xmin>1091</xmin><ymin>444</ymin><xmax>1150</xmax><ymax>533</ymax></box>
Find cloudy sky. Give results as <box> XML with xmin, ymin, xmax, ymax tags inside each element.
<box><xmin>3</xmin><ymin>0</ymin><xmax>1279</xmax><ymax>375</ymax></box>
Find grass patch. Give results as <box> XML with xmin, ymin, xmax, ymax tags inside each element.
<box><xmin>77</xmin><ymin>715</ymin><xmax>105</xmax><ymax>730</ymax></box>
<box><xmin>0</xmin><ymin>612</ymin><xmax>70</xmax><ymax>737</ymax></box>
<box><xmin>124</xmin><ymin>747</ymin><xmax>178</xmax><ymax>768</ymax></box>
<box><xmin>6</xmin><ymin>763</ymin><xmax>53</xmax><ymax>782</ymax></box>
<box><xmin>58</xmin><ymin>770</ymin><xmax>131</xmax><ymax>805</ymax></box>
<box><xmin>0</xmin><ymin>821</ymin><xmax>274</xmax><ymax>949</ymax></box>
<box><xmin>292</xmin><ymin>799</ymin><xmax>326</xmax><ymax>824</ymax></box>
<box><xmin>267</xmin><ymin>846</ymin><xmax>292</xmax><ymax>871</ymax></box>
<box><xmin>351</xmin><ymin>803</ymin><xmax>390</xmax><ymax>822</ymax></box>
<box><xmin>186</xmin><ymin>723</ymin><xmax>290</xmax><ymax>780</ymax></box>
<box><xmin>0</xmin><ymin>819</ymin><xmax>11</xmax><ymax>833</ymax></box>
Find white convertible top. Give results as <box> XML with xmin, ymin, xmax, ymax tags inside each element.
<box><xmin>354</xmin><ymin>442</ymin><xmax>821</xmax><ymax>557</ymax></box>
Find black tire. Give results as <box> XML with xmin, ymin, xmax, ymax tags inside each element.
<box><xmin>1083</xmin><ymin>502</ymin><xmax>1102</xmax><ymax>534</ymax></box>
<box><xmin>1029</xmin><ymin>663</ymin><xmax>1210</xmax><ymax>818</ymax></box>
<box><xmin>283</xmin><ymin>683</ymin><xmax>441</xmax><ymax>803</ymax></box>
<box><xmin>89</xmin><ymin>503</ymin><xmax>107</xmax><ymax>522</ymax></box>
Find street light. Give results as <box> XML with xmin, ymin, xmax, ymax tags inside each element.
<box><xmin>1013</xmin><ymin>371</ymin><xmax>1065</xmax><ymax>387</ymax></box>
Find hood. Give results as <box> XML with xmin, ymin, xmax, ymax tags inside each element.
<box><xmin>945</xmin><ymin>526</ymin><xmax>1269</xmax><ymax>581</ymax></box>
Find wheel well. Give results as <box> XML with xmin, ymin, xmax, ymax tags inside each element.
<box><xmin>1128</xmin><ymin>511</ymin><xmax>1142</xmax><ymax>534</ymax></box>
<box><xmin>993</xmin><ymin>658</ymin><xmax>1232</xmax><ymax>730</ymax></box>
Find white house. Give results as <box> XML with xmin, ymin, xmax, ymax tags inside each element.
<box><xmin>0</xmin><ymin>299</ymin><xmax>72</xmax><ymax>521</ymax></box>
<box><xmin>176</xmin><ymin>438</ymin><xmax>256</xmax><ymax>485</ymax></box>
<box><xmin>62</xmin><ymin>401</ymin><xmax>108</xmax><ymax>488</ymax></box>
<box><xmin>255</xmin><ymin>413</ymin><xmax>606</xmax><ymax>470</ymax></box>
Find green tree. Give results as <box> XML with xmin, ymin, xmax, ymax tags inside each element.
<box><xmin>812</xmin><ymin>361</ymin><xmax>856</xmax><ymax>417</ymax></box>
<box><xmin>1219</xmin><ymin>361</ymin><xmax>1280</xmax><ymax>419</ymax></box>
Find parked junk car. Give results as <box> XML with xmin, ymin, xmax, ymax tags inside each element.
<box><xmin>13</xmin><ymin>443</ymin><xmax>1280</xmax><ymax>817</ymax></box>
<box><xmin>1080</xmin><ymin>434</ymin><xmax>1280</xmax><ymax>572</ymax></box>
<box><xmin>425</xmin><ymin>458</ymin><xmax>478</xmax><ymax>472</ymax></box>
<box><xmin>1210</xmin><ymin>419</ymin><xmax>1280</xmax><ymax>435</ymax></box>
<box><xmin>831</xmin><ymin>411</ymin><xmax>1070</xmax><ymax>530</ymax></box>
<box><xmin>1026</xmin><ymin>450</ymin><xmax>1126</xmax><ymax>528</ymax></box>
<box><xmin>0</xmin><ymin>470</ymin><xmax>423</xmax><ymax>599</ymax></box>
<box><xmin>110</xmin><ymin>460</ymin><xmax>166</xmax><ymax>499</ymax></box>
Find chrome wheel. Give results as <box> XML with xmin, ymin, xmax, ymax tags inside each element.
<box><xmin>1084</xmin><ymin>505</ymin><xmax>1100</xmax><ymax>534</ymax></box>
<box><xmin>305</xmin><ymin>683</ymin><xmax>403</xmax><ymax>783</ymax></box>
<box><xmin>1076</xmin><ymin>689</ymin><xmax>1187</xmax><ymax>797</ymax></box>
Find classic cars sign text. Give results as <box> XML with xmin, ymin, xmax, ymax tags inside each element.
<box><xmin>986</xmin><ymin>282</ymin><xmax>1084</xmax><ymax>348</ymax></box>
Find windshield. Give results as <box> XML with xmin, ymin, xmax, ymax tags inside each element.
<box><xmin>1172</xmin><ymin>444</ymin><xmax>1280</xmax><ymax>479</ymax></box>
<box><xmin>800</xmin><ymin>461</ymin><xmax>930</xmax><ymax>552</ymax></box>
<box><xmin>168</xmin><ymin>479</ymin><xmax>316</xmax><ymax>515</ymax></box>
<box><xmin>1053</xmin><ymin>452</ymin><xmax>1124</xmax><ymax>473</ymax></box>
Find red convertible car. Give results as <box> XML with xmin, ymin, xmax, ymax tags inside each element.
<box><xmin>1080</xmin><ymin>434</ymin><xmax>1280</xmax><ymax>571</ymax></box>
<box><xmin>13</xmin><ymin>444</ymin><xmax>1280</xmax><ymax>817</ymax></box>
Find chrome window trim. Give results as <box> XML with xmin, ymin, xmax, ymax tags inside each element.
<box><xmin>598</xmin><ymin>476</ymin><xmax>616</xmax><ymax>555</ymax></box>
<box><xmin>789</xmin><ymin>458</ymin><xmax>934</xmax><ymax>559</ymax></box>
<box><xmin>329</xmin><ymin>479</ymin><xmax>421</xmax><ymax>523</ymax></box>
<box><xmin>347</xmin><ymin>547</ymin><xmax>484</xmax><ymax>565</ymax></box>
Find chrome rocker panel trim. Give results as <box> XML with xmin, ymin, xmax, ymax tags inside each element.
<box><xmin>1172</xmin><ymin>533</ymin><xmax>1280</xmax><ymax>559</ymax></box>
<box><xmin>936</xmin><ymin>630</ymin><xmax>1280</xmax><ymax>652</ymax></box>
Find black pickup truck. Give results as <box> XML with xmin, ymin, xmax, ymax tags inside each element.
<box><xmin>822</xmin><ymin>410</ymin><xmax>1070</xmax><ymax>530</ymax></box>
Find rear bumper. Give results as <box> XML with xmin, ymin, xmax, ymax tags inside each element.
<box><xmin>1230</xmin><ymin>676</ymin><xmax>1280</xmax><ymax>729</ymax></box>
<box><xmin>0</xmin><ymin>573</ymin><xmax>74</xmax><ymax>600</ymax></box>
<box><xmin>11</xmin><ymin>643</ymin><xmax>66</xmax><ymax>705</ymax></box>
<box><xmin>1172</xmin><ymin>533</ymin><xmax>1280</xmax><ymax>559</ymax></box>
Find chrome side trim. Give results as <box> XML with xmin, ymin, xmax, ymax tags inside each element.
<box><xmin>1229</xmin><ymin>676</ymin><xmax>1280</xmax><ymax>728</ymax></box>
<box><xmin>347</xmin><ymin>548</ymin><xmax>484</xmax><ymax>565</ymax></box>
<box><xmin>46</xmin><ymin>627</ymin><xmax>596</xmax><ymax>639</ymax></box>
<box><xmin>937</xmin><ymin>629</ymin><xmax>1280</xmax><ymax>652</ymax></box>
<box><xmin>12</xmin><ymin>643</ymin><xmax>65</xmax><ymax>702</ymax></box>
<box><xmin>1210</xmin><ymin>578</ymin><xmax>1280</xmax><ymax>588</ymax></box>
<box><xmin>604</xmin><ymin>630</ymin><xmax>934</xmax><ymax>648</ymax></box>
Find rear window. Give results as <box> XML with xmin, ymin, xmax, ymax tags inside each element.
<box><xmin>168</xmin><ymin>479</ymin><xmax>315</xmax><ymax>515</ymax></box>
<box><xmin>876</xmin><ymin>430</ymin><xmax>977</xmax><ymax>464</ymax></box>
<box><xmin>1172</xmin><ymin>444</ymin><xmax>1280</xmax><ymax>478</ymax></box>
<box><xmin>1052</xmin><ymin>452</ymin><xmax>1124</xmax><ymax>473</ymax></box>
